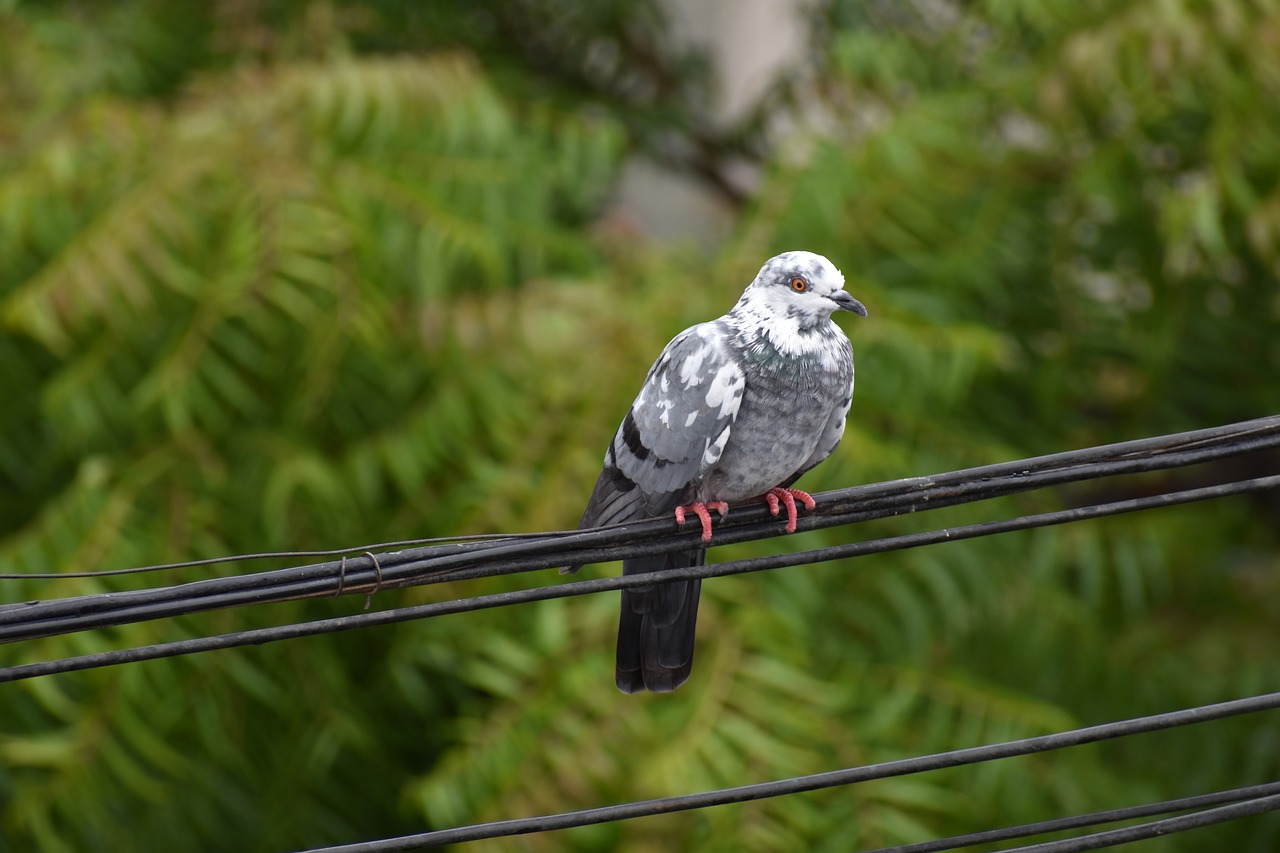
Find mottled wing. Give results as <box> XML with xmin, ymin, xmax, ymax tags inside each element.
<box><xmin>576</xmin><ymin>320</ymin><xmax>746</xmax><ymax>530</ymax></box>
<box><xmin>572</xmin><ymin>321</ymin><xmax>745</xmax><ymax>692</ymax></box>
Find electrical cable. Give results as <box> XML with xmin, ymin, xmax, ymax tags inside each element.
<box><xmin>2</xmin><ymin>474</ymin><xmax>1275</xmax><ymax>682</ymax></box>
<box><xmin>1000</xmin><ymin>793</ymin><xmax>1280</xmax><ymax>852</ymax></box>
<box><xmin>0</xmin><ymin>532</ymin><xmax>551</xmax><ymax>580</ymax></box>
<box><xmin>296</xmin><ymin>692</ymin><xmax>1280</xmax><ymax>851</ymax></box>
<box><xmin>3</xmin><ymin>416</ymin><xmax>1279</xmax><ymax>645</ymax></box>
<box><xmin>864</xmin><ymin>782</ymin><xmax>1280</xmax><ymax>853</ymax></box>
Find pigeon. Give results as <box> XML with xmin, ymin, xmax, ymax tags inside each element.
<box><xmin>568</xmin><ymin>251</ymin><xmax>867</xmax><ymax>693</ymax></box>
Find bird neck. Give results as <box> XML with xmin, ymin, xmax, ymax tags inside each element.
<box><xmin>726</xmin><ymin>296</ymin><xmax>838</xmax><ymax>358</ymax></box>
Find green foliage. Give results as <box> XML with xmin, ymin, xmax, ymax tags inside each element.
<box><xmin>2</xmin><ymin>1</ymin><xmax>1279</xmax><ymax>851</ymax></box>
<box><xmin>793</xmin><ymin>0</ymin><xmax>1280</xmax><ymax>445</ymax></box>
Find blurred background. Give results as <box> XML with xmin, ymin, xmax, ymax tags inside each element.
<box><xmin>2</xmin><ymin>0</ymin><xmax>1279</xmax><ymax>849</ymax></box>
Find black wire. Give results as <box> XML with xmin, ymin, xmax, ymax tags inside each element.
<box><xmin>3</xmin><ymin>416</ymin><xmax>1279</xmax><ymax>645</ymax></box>
<box><xmin>2</xmin><ymin>474</ymin><xmax>1275</xmax><ymax>682</ymax></box>
<box><xmin>862</xmin><ymin>782</ymin><xmax>1280</xmax><ymax>853</ymax></box>
<box><xmin>295</xmin><ymin>693</ymin><xmax>1280</xmax><ymax>851</ymax></box>
<box><xmin>0</xmin><ymin>532</ymin><xmax>550</xmax><ymax>580</ymax></box>
<box><xmin>1001</xmin><ymin>793</ymin><xmax>1280</xmax><ymax>852</ymax></box>
<box><xmin>12</xmin><ymin>416</ymin><xmax>1266</xmax><ymax>580</ymax></box>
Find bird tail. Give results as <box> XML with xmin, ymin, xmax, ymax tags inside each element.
<box><xmin>615</xmin><ymin>549</ymin><xmax>704</xmax><ymax>693</ymax></box>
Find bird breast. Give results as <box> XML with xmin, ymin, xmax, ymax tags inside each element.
<box><xmin>699</xmin><ymin>354</ymin><xmax>847</xmax><ymax>502</ymax></box>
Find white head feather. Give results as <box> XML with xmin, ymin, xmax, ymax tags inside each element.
<box><xmin>728</xmin><ymin>251</ymin><xmax>867</xmax><ymax>356</ymax></box>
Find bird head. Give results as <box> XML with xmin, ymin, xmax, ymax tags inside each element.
<box><xmin>737</xmin><ymin>251</ymin><xmax>868</xmax><ymax>327</ymax></box>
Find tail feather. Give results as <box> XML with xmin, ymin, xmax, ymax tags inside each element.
<box><xmin>615</xmin><ymin>550</ymin><xmax>704</xmax><ymax>694</ymax></box>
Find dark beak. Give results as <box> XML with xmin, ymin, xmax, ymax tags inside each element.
<box><xmin>832</xmin><ymin>291</ymin><xmax>868</xmax><ymax>317</ymax></box>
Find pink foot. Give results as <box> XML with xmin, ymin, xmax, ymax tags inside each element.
<box><xmin>761</xmin><ymin>487</ymin><xmax>816</xmax><ymax>534</ymax></box>
<box><xmin>674</xmin><ymin>501</ymin><xmax>730</xmax><ymax>543</ymax></box>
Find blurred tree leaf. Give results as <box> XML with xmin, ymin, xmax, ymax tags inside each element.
<box><xmin>2</xmin><ymin>0</ymin><xmax>1279</xmax><ymax>851</ymax></box>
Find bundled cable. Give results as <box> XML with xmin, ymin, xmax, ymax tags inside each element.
<box><xmin>3</xmin><ymin>415</ymin><xmax>1279</xmax><ymax>649</ymax></box>
<box><xmin>1</xmin><ymin>471</ymin><xmax>1276</xmax><ymax>683</ymax></box>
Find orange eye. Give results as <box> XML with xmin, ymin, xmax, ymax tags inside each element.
<box><xmin>790</xmin><ymin>277</ymin><xmax>808</xmax><ymax>293</ymax></box>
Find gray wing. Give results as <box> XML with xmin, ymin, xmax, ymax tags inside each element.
<box><xmin>577</xmin><ymin>320</ymin><xmax>746</xmax><ymax>530</ymax></box>
<box><xmin>575</xmin><ymin>321</ymin><xmax>744</xmax><ymax>693</ymax></box>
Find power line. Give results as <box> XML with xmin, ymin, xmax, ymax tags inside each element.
<box><xmin>2</xmin><ymin>474</ymin><xmax>1275</xmax><ymax>682</ymax></box>
<box><xmin>297</xmin><ymin>692</ymin><xmax>1280</xmax><ymax>851</ymax></box>
<box><xmin>3</xmin><ymin>416</ymin><xmax>1279</xmax><ymax>646</ymax></box>
<box><xmin>867</xmin><ymin>783</ymin><xmax>1280</xmax><ymax>853</ymax></box>
<box><xmin>9</xmin><ymin>412</ymin><xmax>1270</xmax><ymax>588</ymax></box>
<box><xmin>1001</xmin><ymin>793</ymin><xmax>1280</xmax><ymax>852</ymax></box>
<box><xmin>0</xmin><ymin>532</ymin><xmax>547</xmax><ymax>580</ymax></box>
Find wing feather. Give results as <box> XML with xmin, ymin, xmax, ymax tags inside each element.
<box><xmin>578</xmin><ymin>321</ymin><xmax>744</xmax><ymax>528</ymax></box>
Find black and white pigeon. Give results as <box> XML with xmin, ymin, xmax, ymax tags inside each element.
<box><xmin>568</xmin><ymin>251</ymin><xmax>867</xmax><ymax>694</ymax></box>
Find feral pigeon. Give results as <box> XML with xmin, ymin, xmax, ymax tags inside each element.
<box><xmin>569</xmin><ymin>251</ymin><xmax>867</xmax><ymax>693</ymax></box>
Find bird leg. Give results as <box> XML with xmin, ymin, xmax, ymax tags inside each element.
<box><xmin>674</xmin><ymin>501</ymin><xmax>729</xmax><ymax>543</ymax></box>
<box><xmin>761</xmin><ymin>487</ymin><xmax>816</xmax><ymax>534</ymax></box>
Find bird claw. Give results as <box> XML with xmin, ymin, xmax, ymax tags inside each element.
<box><xmin>674</xmin><ymin>501</ymin><xmax>729</xmax><ymax>543</ymax></box>
<box><xmin>762</xmin><ymin>487</ymin><xmax>816</xmax><ymax>534</ymax></box>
